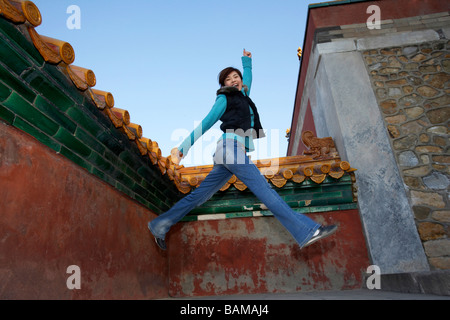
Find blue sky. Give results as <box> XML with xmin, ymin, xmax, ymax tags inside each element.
<box><xmin>32</xmin><ymin>0</ymin><xmax>315</xmax><ymax>166</ymax></box>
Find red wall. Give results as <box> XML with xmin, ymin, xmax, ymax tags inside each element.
<box><xmin>0</xmin><ymin>122</ymin><xmax>167</xmax><ymax>299</ymax></box>
<box><xmin>0</xmin><ymin>120</ymin><xmax>370</xmax><ymax>299</ymax></box>
<box><xmin>168</xmin><ymin>209</ymin><xmax>370</xmax><ymax>297</ymax></box>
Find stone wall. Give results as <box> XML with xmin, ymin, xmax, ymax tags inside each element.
<box><xmin>363</xmin><ymin>40</ymin><xmax>450</xmax><ymax>270</ymax></box>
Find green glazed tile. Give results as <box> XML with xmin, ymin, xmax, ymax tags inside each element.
<box><xmin>0</xmin><ymin>62</ymin><xmax>36</xmax><ymax>103</ymax></box>
<box><xmin>114</xmin><ymin>181</ymin><xmax>135</xmax><ymax>200</ymax></box>
<box><xmin>87</xmin><ymin>151</ymin><xmax>114</xmax><ymax>175</ymax></box>
<box><xmin>59</xmin><ymin>146</ymin><xmax>92</xmax><ymax>172</ymax></box>
<box><xmin>42</xmin><ymin>63</ymin><xmax>85</xmax><ymax>105</ymax></box>
<box><xmin>180</xmin><ymin>216</ymin><xmax>197</xmax><ymax>222</ymax></box>
<box><xmin>0</xmin><ymin>36</ymin><xmax>33</xmax><ymax>75</ymax></box>
<box><xmin>97</xmin><ymin>130</ymin><xmax>125</xmax><ymax>155</ymax></box>
<box><xmin>53</xmin><ymin>127</ymin><xmax>92</xmax><ymax>158</ymax></box>
<box><xmin>0</xmin><ymin>103</ymin><xmax>15</xmax><ymax>124</ymax></box>
<box><xmin>0</xmin><ymin>81</ymin><xmax>12</xmax><ymax>102</ymax></box>
<box><xmin>27</xmin><ymin>74</ymin><xmax>75</xmax><ymax>112</ymax></box>
<box><xmin>12</xmin><ymin>116</ymin><xmax>61</xmax><ymax>153</ymax></box>
<box><xmin>130</xmin><ymin>182</ymin><xmax>150</xmax><ymax>200</ymax></box>
<box><xmin>312</xmin><ymin>191</ymin><xmax>343</xmax><ymax>199</ymax></box>
<box><xmin>66</xmin><ymin>106</ymin><xmax>104</xmax><ymax>137</ymax></box>
<box><xmin>34</xmin><ymin>95</ymin><xmax>77</xmax><ymax>134</ymax></box>
<box><xmin>0</xmin><ymin>18</ymin><xmax>44</xmax><ymax>66</ymax></box>
<box><xmin>74</xmin><ymin>126</ymin><xmax>106</xmax><ymax>155</ymax></box>
<box><xmin>2</xmin><ymin>92</ymin><xmax>59</xmax><ymax>136</ymax></box>
<box><xmin>119</xmin><ymin>150</ymin><xmax>143</xmax><ymax>172</ymax></box>
<box><xmin>124</xmin><ymin>165</ymin><xmax>143</xmax><ymax>185</ymax></box>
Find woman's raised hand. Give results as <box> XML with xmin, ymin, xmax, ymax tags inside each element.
<box><xmin>243</xmin><ymin>49</ymin><xmax>252</xmax><ymax>58</ymax></box>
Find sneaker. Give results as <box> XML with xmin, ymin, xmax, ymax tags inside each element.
<box><xmin>303</xmin><ymin>225</ymin><xmax>338</xmax><ymax>248</ymax></box>
<box><xmin>148</xmin><ymin>222</ymin><xmax>167</xmax><ymax>251</ymax></box>
<box><xmin>154</xmin><ymin>237</ymin><xmax>167</xmax><ymax>251</ymax></box>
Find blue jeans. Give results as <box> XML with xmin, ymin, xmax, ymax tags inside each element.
<box><xmin>149</xmin><ymin>139</ymin><xmax>320</xmax><ymax>248</ymax></box>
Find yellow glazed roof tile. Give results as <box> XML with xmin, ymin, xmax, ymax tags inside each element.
<box><xmin>175</xmin><ymin>131</ymin><xmax>356</xmax><ymax>194</ymax></box>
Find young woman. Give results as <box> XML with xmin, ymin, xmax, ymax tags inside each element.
<box><xmin>148</xmin><ymin>50</ymin><xmax>337</xmax><ymax>250</ymax></box>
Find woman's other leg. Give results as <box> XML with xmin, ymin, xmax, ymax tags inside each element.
<box><xmin>149</xmin><ymin>164</ymin><xmax>233</xmax><ymax>239</ymax></box>
<box><xmin>223</xmin><ymin>141</ymin><xmax>321</xmax><ymax>247</ymax></box>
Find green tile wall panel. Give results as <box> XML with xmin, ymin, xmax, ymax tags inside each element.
<box><xmin>0</xmin><ymin>36</ymin><xmax>33</xmax><ymax>76</ymax></box>
<box><xmin>0</xmin><ymin>62</ymin><xmax>36</xmax><ymax>103</ymax></box>
<box><xmin>136</xmin><ymin>166</ymin><xmax>155</xmax><ymax>183</ymax></box>
<box><xmin>66</xmin><ymin>106</ymin><xmax>104</xmax><ymax>138</ymax></box>
<box><xmin>86</xmin><ymin>151</ymin><xmax>115</xmax><ymax>175</ymax></box>
<box><xmin>191</xmin><ymin>204</ymin><xmax>263</xmax><ymax>215</ymax></box>
<box><xmin>187</xmin><ymin>175</ymin><xmax>355</xmax><ymax>217</ymax></box>
<box><xmin>341</xmin><ymin>189</ymin><xmax>355</xmax><ymax>203</ymax></box>
<box><xmin>0</xmin><ymin>103</ymin><xmax>15</xmax><ymax>124</ymax></box>
<box><xmin>311</xmin><ymin>191</ymin><xmax>343</xmax><ymax>200</ymax></box>
<box><xmin>90</xmin><ymin>167</ymin><xmax>116</xmax><ymax>187</ymax></box>
<box><xmin>134</xmin><ymin>194</ymin><xmax>152</xmax><ymax>210</ymax></box>
<box><xmin>130</xmin><ymin>182</ymin><xmax>150</xmax><ymax>200</ymax></box>
<box><xmin>112</xmin><ymin>169</ymin><xmax>135</xmax><ymax>191</ymax></box>
<box><xmin>138</xmin><ymin>169</ymin><xmax>181</xmax><ymax>206</ymax></box>
<box><xmin>74</xmin><ymin>126</ymin><xmax>106</xmax><ymax>155</ymax></box>
<box><xmin>142</xmin><ymin>191</ymin><xmax>170</xmax><ymax>214</ymax></box>
<box><xmin>84</xmin><ymin>102</ymin><xmax>118</xmax><ymax>131</ymax></box>
<box><xmin>119</xmin><ymin>150</ymin><xmax>144</xmax><ymax>172</ymax></box>
<box><xmin>114</xmin><ymin>181</ymin><xmax>134</xmax><ymax>199</ymax></box>
<box><xmin>59</xmin><ymin>146</ymin><xmax>92</xmax><ymax>172</ymax></box>
<box><xmin>182</xmin><ymin>203</ymin><xmax>359</xmax><ymax>222</ymax></box>
<box><xmin>97</xmin><ymin>130</ymin><xmax>126</xmax><ymax>155</ymax></box>
<box><xmin>53</xmin><ymin>127</ymin><xmax>92</xmax><ymax>158</ymax></box>
<box><xmin>41</xmin><ymin>63</ymin><xmax>86</xmax><ymax>106</ymax></box>
<box><xmin>195</xmin><ymin>196</ymin><xmax>259</xmax><ymax>209</ymax></box>
<box><xmin>0</xmin><ymin>80</ymin><xmax>11</xmax><ymax>102</ymax></box>
<box><xmin>2</xmin><ymin>92</ymin><xmax>59</xmax><ymax>136</ymax></box>
<box><xmin>12</xmin><ymin>116</ymin><xmax>61</xmax><ymax>153</ymax></box>
<box><xmin>0</xmin><ymin>18</ymin><xmax>44</xmax><ymax>66</ymax></box>
<box><xmin>103</xmin><ymin>149</ymin><xmax>126</xmax><ymax>172</ymax></box>
<box><xmin>90</xmin><ymin>167</ymin><xmax>107</xmax><ymax>182</ymax></box>
<box><xmin>34</xmin><ymin>95</ymin><xmax>77</xmax><ymax>134</ymax></box>
<box><xmin>26</xmin><ymin>74</ymin><xmax>75</xmax><ymax>112</ymax></box>
<box><xmin>124</xmin><ymin>165</ymin><xmax>144</xmax><ymax>185</ymax></box>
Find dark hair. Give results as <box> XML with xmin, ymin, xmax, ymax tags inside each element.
<box><xmin>218</xmin><ymin>67</ymin><xmax>242</xmax><ymax>87</ymax></box>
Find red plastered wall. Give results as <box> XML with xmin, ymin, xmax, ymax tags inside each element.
<box><xmin>0</xmin><ymin>122</ymin><xmax>167</xmax><ymax>299</ymax></box>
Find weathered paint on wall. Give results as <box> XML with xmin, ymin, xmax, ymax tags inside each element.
<box><xmin>168</xmin><ymin>209</ymin><xmax>370</xmax><ymax>298</ymax></box>
<box><xmin>0</xmin><ymin>122</ymin><xmax>167</xmax><ymax>299</ymax></box>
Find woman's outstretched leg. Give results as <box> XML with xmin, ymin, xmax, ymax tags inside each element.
<box><xmin>148</xmin><ymin>164</ymin><xmax>233</xmax><ymax>249</ymax></box>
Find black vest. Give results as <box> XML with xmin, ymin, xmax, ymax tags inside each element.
<box><xmin>216</xmin><ymin>86</ymin><xmax>265</xmax><ymax>139</ymax></box>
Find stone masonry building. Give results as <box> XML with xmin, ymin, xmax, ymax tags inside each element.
<box><xmin>288</xmin><ymin>0</ymin><xmax>449</xmax><ymax>284</ymax></box>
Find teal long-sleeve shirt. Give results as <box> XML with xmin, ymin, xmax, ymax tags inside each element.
<box><xmin>178</xmin><ymin>56</ymin><xmax>255</xmax><ymax>157</ymax></box>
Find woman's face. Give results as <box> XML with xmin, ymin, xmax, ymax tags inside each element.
<box><xmin>224</xmin><ymin>71</ymin><xmax>243</xmax><ymax>91</ymax></box>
